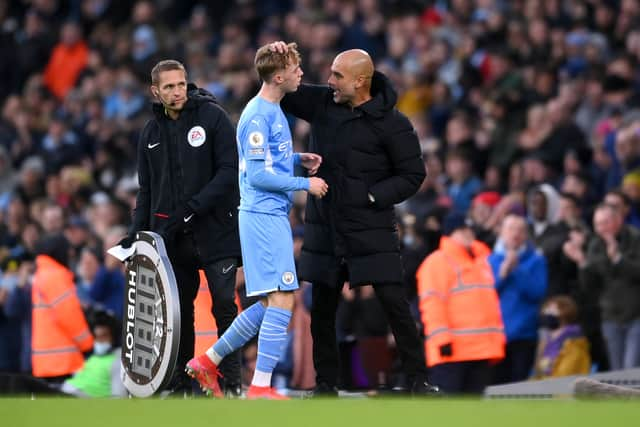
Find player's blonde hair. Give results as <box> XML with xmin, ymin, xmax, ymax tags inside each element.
<box><xmin>254</xmin><ymin>43</ymin><xmax>300</xmax><ymax>82</ymax></box>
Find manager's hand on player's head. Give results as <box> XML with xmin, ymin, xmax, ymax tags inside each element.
<box><xmin>308</xmin><ymin>177</ymin><xmax>328</xmax><ymax>198</ymax></box>
<box><xmin>268</xmin><ymin>41</ymin><xmax>289</xmax><ymax>54</ymax></box>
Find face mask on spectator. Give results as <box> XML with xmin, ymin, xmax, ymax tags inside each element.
<box><xmin>539</xmin><ymin>314</ymin><xmax>560</xmax><ymax>330</ymax></box>
<box><xmin>93</xmin><ymin>341</ymin><xmax>112</xmax><ymax>356</ymax></box>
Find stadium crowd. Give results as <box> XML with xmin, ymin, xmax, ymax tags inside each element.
<box><xmin>1</xmin><ymin>0</ymin><xmax>640</xmax><ymax>394</ymax></box>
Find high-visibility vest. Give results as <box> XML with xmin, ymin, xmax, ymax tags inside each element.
<box><xmin>416</xmin><ymin>237</ymin><xmax>505</xmax><ymax>367</ymax></box>
<box><xmin>193</xmin><ymin>270</ymin><xmax>242</xmax><ymax>355</ymax></box>
<box><xmin>32</xmin><ymin>255</ymin><xmax>94</xmax><ymax>377</ymax></box>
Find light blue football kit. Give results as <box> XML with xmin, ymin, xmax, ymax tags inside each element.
<box><xmin>236</xmin><ymin>96</ymin><xmax>309</xmax><ymax>297</ymax></box>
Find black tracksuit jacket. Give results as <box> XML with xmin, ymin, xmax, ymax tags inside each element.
<box><xmin>132</xmin><ymin>84</ymin><xmax>241</xmax><ymax>263</ymax></box>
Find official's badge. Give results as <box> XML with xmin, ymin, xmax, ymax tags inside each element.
<box><xmin>187</xmin><ymin>126</ymin><xmax>206</xmax><ymax>147</ymax></box>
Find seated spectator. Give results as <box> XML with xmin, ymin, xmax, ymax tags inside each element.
<box><xmin>533</xmin><ymin>295</ymin><xmax>591</xmax><ymax>379</ymax></box>
<box><xmin>60</xmin><ymin>310</ymin><xmax>126</xmax><ymax>398</ymax></box>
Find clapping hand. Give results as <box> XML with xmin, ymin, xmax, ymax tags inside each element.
<box><xmin>499</xmin><ymin>249</ymin><xmax>519</xmax><ymax>279</ymax></box>
<box><xmin>562</xmin><ymin>229</ymin><xmax>587</xmax><ymax>267</ymax></box>
<box><xmin>602</xmin><ymin>234</ymin><xmax>621</xmax><ymax>263</ymax></box>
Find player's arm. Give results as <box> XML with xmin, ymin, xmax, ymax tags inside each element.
<box><xmin>243</xmin><ymin>115</ymin><xmax>309</xmax><ymax>192</ymax></box>
<box><xmin>187</xmin><ymin>104</ymin><xmax>238</xmax><ymax>215</ymax></box>
<box><xmin>246</xmin><ymin>159</ymin><xmax>309</xmax><ymax>192</ymax></box>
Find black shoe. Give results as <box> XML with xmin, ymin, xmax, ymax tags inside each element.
<box><xmin>161</xmin><ymin>371</ymin><xmax>195</xmax><ymax>398</ymax></box>
<box><xmin>223</xmin><ymin>383</ymin><xmax>243</xmax><ymax>398</ymax></box>
<box><xmin>307</xmin><ymin>382</ymin><xmax>339</xmax><ymax>398</ymax></box>
<box><xmin>411</xmin><ymin>380</ymin><xmax>440</xmax><ymax>396</ymax></box>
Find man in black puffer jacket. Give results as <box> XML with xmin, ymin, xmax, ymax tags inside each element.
<box><xmin>121</xmin><ymin>60</ymin><xmax>241</xmax><ymax>394</ymax></box>
<box><xmin>278</xmin><ymin>46</ymin><xmax>437</xmax><ymax>394</ymax></box>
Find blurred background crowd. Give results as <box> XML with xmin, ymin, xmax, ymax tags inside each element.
<box><xmin>2</xmin><ymin>0</ymin><xmax>640</xmax><ymax>395</ymax></box>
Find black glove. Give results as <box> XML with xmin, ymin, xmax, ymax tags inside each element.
<box><xmin>162</xmin><ymin>204</ymin><xmax>196</xmax><ymax>242</ymax></box>
<box><xmin>439</xmin><ymin>343</ymin><xmax>453</xmax><ymax>357</ymax></box>
<box><xmin>118</xmin><ymin>233</ymin><xmax>136</xmax><ymax>249</ymax></box>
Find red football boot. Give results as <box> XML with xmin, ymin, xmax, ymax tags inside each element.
<box><xmin>246</xmin><ymin>385</ymin><xmax>290</xmax><ymax>400</ymax></box>
<box><xmin>185</xmin><ymin>354</ymin><xmax>223</xmax><ymax>398</ymax></box>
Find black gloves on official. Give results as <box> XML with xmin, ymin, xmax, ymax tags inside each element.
<box><xmin>118</xmin><ymin>233</ymin><xmax>136</xmax><ymax>249</ymax></box>
<box><xmin>162</xmin><ymin>204</ymin><xmax>196</xmax><ymax>242</ymax></box>
<box><xmin>439</xmin><ymin>343</ymin><xmax>453</xmax><ymax>357</ymax></box>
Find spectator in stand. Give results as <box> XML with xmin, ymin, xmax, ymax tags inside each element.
<box><xmin>467</xmin><ymin>191</ymin><xmax>501</xmax><ymax>247</ymax></box>
<box><xmin>43</xmin><ymin>20</ymin><xmax>89</xmax><ymax>100</ymax></box>
<box><xmin>564</xmin><ymin>203</ymin><xmax>640</xmax><ymax>370</ymax></box>
<box><xmin>620</xmin><ymin>171</ymin><xmax>640</xmax><ymax>227</ymax></box>
<box><xmin>604</xmin><ymin>188</ymin><xmax>640</xmax><ymax>229</ymax></box>
<box><xmin>3</xmin><ymin>257</ymin><xmax>35</xmax><ymax>374</ymax></box>
<box><xmin>489</xmin><ymin>214</ymin><xmax>547</xmax><ymax>384</ymax></box>
<box><xmin>532</xmin><ymin>295</ymin><xmax>591</xmax><ymax>379</ymax></box>
<box><xmin>444</xmin><ymin>147</ymin><xmax>483</xmax><ymax>215</ymax></box>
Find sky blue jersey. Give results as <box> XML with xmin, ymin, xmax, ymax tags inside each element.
<box><xmin>237</xmin><ymin>96</ymin><xmax>309</xmax><ymax>216</ymax></box>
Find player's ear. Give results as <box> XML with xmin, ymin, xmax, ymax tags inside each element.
<box><xmin>150</xmin><ymin>86</ymin><xmax>159</xmax><ymax>98</ymax></box>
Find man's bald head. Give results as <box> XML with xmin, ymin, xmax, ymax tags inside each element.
<box><xmin>335</xmin><ymin>49</ymin><xmax>374</xmax><ymax>80</ymax></box>
<box><xmin>329</xmin><ymin>49</ymin><xmax>374</xmax><ymax>106</ymax></box>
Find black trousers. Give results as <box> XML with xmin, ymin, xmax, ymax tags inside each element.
<box><xmin>166</xmin><ymin>231</ymin><xmax>241</xmax><ymax>386</ymax></box>
<box><xmin>311</xmin><ymin>281</ymin><xmax>428</xmax><ymax>388</ymax></box>
<box><xmin>492</xmin><ymin>339</ymin><xmax>537</xmax><ymax>384</ymax></box>
<box><xmin>429</xmin><ymin>360</ymin><xmax>493</xmax><ymax>394</ymax></box>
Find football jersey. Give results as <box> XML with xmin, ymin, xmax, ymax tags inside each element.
<box><xmin>237</xmin><ymin>96</ymin><xmax>307</xmax><ymax>216</ymax></box>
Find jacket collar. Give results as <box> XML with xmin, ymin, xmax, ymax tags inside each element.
<box><xmin>353</xmin><ymin>71</ymin><xmax>397</xmax><ymax>119</ymax></box>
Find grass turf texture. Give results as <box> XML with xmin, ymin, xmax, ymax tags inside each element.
<box><xmin>2</xmin><ymin>397</ymin><xmax>638</xmax><ymax>427</ymax></box>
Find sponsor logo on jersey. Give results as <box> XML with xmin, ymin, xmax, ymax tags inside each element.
<box><xmin>249</xmin><ymin>131</ymin><xmax>264</xmax><ymax>147</ymax></box>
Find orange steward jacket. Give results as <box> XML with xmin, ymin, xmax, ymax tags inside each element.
<box><xmin>32</xmin><ymin>255</ymin><xmax>93</xmax><ymax>377</ymax></box>
<box><xmin>416</xmin><ymin>237</ymin><xmax>505</xmax><ymax>367</ymax></box>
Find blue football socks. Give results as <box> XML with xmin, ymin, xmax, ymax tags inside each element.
<box><xmin>211</xmin><ymin>301</ymin><xmax>266</xmax><ymax>359</ymax></box>
<box><xmin>253</xmin><ymin>307</ymin><xmax>292</xmax><ymax>386</ymax></box>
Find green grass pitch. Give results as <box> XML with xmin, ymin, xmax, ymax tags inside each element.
<box><xmin>2</xmin><ymin>397</ymin><xmax>639</xmax><ymax>427</ymax></box>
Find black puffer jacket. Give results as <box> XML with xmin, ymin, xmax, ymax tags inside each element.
<box><xmin>282</xmin><ymin>72</ymin><xmax>426</xmax><ymax>286</ymax></box>
<box><xmin>132</xmin><ymin>84</ymin><xmax>240</xmax><ymax>263</ymax></box>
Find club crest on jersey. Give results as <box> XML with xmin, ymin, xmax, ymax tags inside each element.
<box><xmin>187</xmin><ymin>126</ymin><xmax>206</xmax><ymax>147</ymax></box>
<box><xmin>249</xmin><ymin>131</ymin><xmax>264</xmax><ymax>147</ymax></box>
<box><xmin>282</xmin><ymin>271</ymin><xmax>295</xmax><ymax>285</ymax></box>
